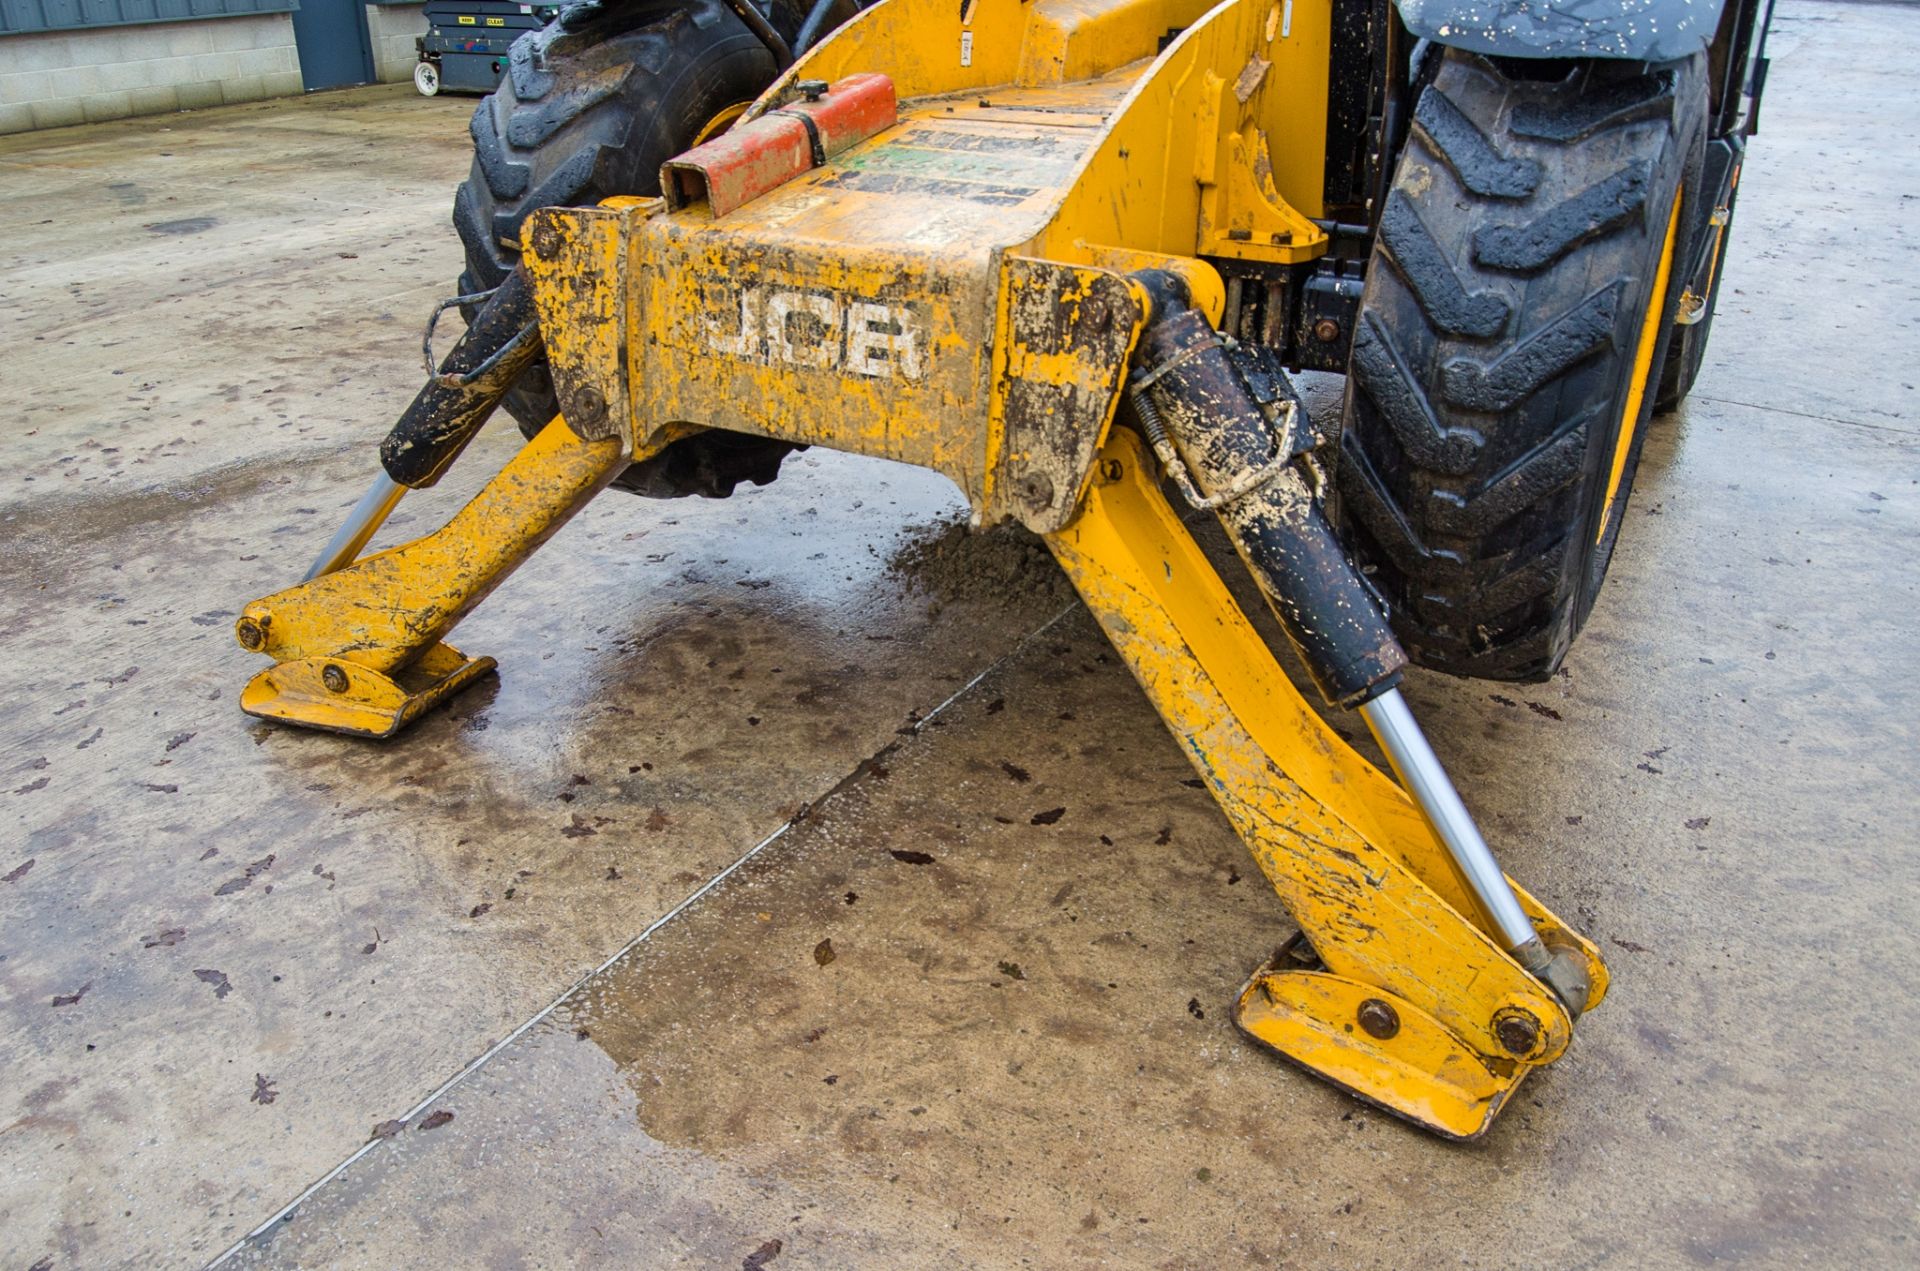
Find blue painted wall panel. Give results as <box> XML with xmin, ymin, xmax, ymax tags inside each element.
<box><xmin>0</xmin><ymin>0</ymin><xmax>300</xmax><ymax>35</ymax></box>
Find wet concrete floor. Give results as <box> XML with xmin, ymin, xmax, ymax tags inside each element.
<box><xmin>3</xmin><ymin>2</ymin><xmax>1918</xmax><ymax>1267</ymax></box>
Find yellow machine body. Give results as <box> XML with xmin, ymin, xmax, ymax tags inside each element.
<box><xmin>237</xmin><ymin>0</ymin><xmax>1609</xmax><ymax>1139</ymax></box>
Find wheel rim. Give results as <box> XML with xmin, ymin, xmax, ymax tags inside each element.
<box><xmin>1595</xmin><ymin>191</ymin><xmax>1684</xmax><ymax>543</ymax></box>
<box><xmin>415</xmin><ymin>63</ymin><xmax>439</xmax><ymax>96</ymax></box>
<box><xmin>692</xmin><ymin>101</ymin><xmax>751</xmax><ymax>144</ymax></box>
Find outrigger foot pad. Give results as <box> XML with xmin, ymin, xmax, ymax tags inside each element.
<box><xmin>1235</xmin><ymin>962</ymin><xmax>1528</xmax><ymax>1141</ymax></box>
<box><xmin>239</xmin><ymin>642</ymin><xmax>496</xmax><ymax>739</ymax></box>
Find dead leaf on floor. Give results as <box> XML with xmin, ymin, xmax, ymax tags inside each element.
<box><xmin>51</xmin><ymin>983</ymin><xmax>91</xmax><ymax>1008</ymax></box>
<box><xmin>814</xmin><ymin>938</ymin><xmax>836</xmax><ymax>967</ymax></box>
<box><xmin>1030</xmin><ymin>807</ymin><xmax>1066</xmax><ymax>826</ymax></box>
<box><xmin>417</xmin><ymin>1109</ymin><xmax>454</xmax><ymax>1131</ymax></box>
<box><xmin>742</xmin><ymin>1238</ymin><xmax>783</xmax><ymax>1270</ymax></box>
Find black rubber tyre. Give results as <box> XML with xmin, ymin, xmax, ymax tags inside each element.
<box><xmin>1335</xmin><ymin>49</ymin><xmax>1709</xmax><ymax>681</ymax></box>
<box><xmin>454</xmin><ymin>0</ymin><xmax>800</xmax><ymax>497</ymax></box>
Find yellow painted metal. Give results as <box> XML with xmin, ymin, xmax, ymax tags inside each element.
<box><xmin>691</xmin><ymin>100</ymin><xmax>751</xmax><ymax>145</ymax></box>
<box><xmin>1237</xmin><ymin>970</ymin><xmax>1528</xmax><ymax>1140</ymax></box>
<box><xmin>1598</xmin><ymin>192</ymin><xmax>1683</xmax><ymax>542</ymax></box>
<box><xmin>519</xmin><ymin>0</ymin><xmax>1334</xmax><ymax>533</ymax></box>
<box><xmin>1076</xmin><ymin>244</ymin><xmax>1226</xmax><ymax>327</ymax></box>
<box><xmin>236</xmin><ymin>417</ymin><xmax>629</xmax><ymax>735</ymax></box>
<box><xmin>239</xmin><ymin>641</ymin><xmax>497</xmax><ymax>740</ymax></box>
<box><xmin>1044</xmin><ymin>429</ymin><xmax>1606</xmax><ymax>1128</ymax></box>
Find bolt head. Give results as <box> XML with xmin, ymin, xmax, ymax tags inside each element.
<box><xmin>1495</xmin><ymin>1011</ymin><xmax>1541</xmax><ymax>1056</ymax></box>
<box><xmin>1356</xmin><ymin>998</ymin><xmax>1400</xmax><ymax>1040</ymax></box>
<box><xmin>1313</xmin><ymin>318</ymin><xmax>1341</xmax><ymax>343</ymax></box>
<box><xmin>1082</xmin><ymin>296</ymin><xmax>1111</xmax><ymax>332</ymax></box>
<box><xmin>1020</xmin><ymin>472</ymin><xmax>1055</xmax><ymax>509</ymax></box>
<box><xmin>321</xmin><ymin>664</ymin><xmax>350</xmax><ymax>695</ymax></box>
<box><xmin>570</xmin><ymin>386</ymin><xmax>608</xmax><ymax>426</ymax></box>
<box><xmin>528</xmin><ymin>217</ymin><xmax>562</xmax><ymax>261</ymax></box>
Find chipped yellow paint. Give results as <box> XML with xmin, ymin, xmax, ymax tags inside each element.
<box><xmin>236</xmin><ymin>418</ymin><xmax>633</xmax><ymax>735</ymax></box>
<box><xmin>1237</xmin><ymin>971</ymin><xmax>1530</xmax><ymax>1141</ymax></box>
<box><xmin>516</xmin><ymin>0</ymin><xmax>1336</xmax><ymax>533</ymax></box>
<box><xmin>235</xmin><ymin>0</ymin><xmax>1606</xmax><ymax>1137</ymax></box>
<box><xmin>1045</xmin><ymin>430</ymin><xmax>1605</xmax><ymax>1093</ymax></box>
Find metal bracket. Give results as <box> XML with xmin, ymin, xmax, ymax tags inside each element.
<box><xmin>988</xmin><ymin>257</ymin><xmax>1145</xmax><ymax>533</ymax></box>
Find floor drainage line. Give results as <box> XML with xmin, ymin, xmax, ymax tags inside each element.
<box><xmin>203</xmin><ymin>597</ymin><xmax>1078</xmax><ymax>1269</ymax></box>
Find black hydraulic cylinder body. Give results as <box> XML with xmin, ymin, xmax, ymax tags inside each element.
<box><xmin>1132</xmin><ymin>275</ymin><xmax>1406</xmax><ymax>709</ymax></box>
<box><xmin>379</xmin><ymin>265</ymin><xmax>545</xmax><ymax>490</ymax></box>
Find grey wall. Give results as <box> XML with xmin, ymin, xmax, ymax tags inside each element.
<box><xmin>0</xmin><ymin>14</ymin><xmax>302</xmax><ymax>133</ymax></box>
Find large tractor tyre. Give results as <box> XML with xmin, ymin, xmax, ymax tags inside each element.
<box><xmin>1335</xmin><ymin>49</ymin><xmax>1709</xmax><ymax>681</ymax></box>
<box><xmin>453</xmin><ymin>0</ymin><xmax>800</xmax><ymax>498</ymax></box>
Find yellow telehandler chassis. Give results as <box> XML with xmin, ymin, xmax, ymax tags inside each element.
<box><xmin>235</xmin><ymin>0</ymin><xmax>1608</xmax><ymax>1139</ymax></box>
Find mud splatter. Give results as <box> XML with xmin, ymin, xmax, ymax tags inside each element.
<box><xmin>194</xmin><ymin>969</ymin><xmax>232</xmax><ymax>999</ymax></box>
<box><xmin>888</xmin><ymin>518</ymin><xmax>1072</xmax><ymax>608</ymax></box>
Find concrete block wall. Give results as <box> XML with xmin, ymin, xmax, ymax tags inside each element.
<box><xmin>366</xmin><ymin>3</ymin><xmax>430</xmax><ymax>85</ymax></box>
<box><xmin>0</xmin><ymin>15</ymin><xmax>301</xmax><ymax>136</ymax></box>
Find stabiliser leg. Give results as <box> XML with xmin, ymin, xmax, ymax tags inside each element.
<box><xmin>1045</xmin><ymin>426</ymin><xmax>1607</xmax><ymax>1139</ymax></box>
<box><xmin>1125</xmin><ymin>273</ymin><xmax>1594</xmax><ymax>1016</ymax></box>
<box><xmin>235</xmin><ymin>266</ymin><xmax>632</xmax><ymax>737</ymax></box>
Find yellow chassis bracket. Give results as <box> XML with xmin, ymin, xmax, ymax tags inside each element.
<box><xmin>236</xmin><ymin>418</ymin><xmax>629</xmax><ymax>737</ymax></box>
<box><xmin>1046</xmin><ymin>430</ymin><xmax>1607</xmax><ymax>1140</ymax></box>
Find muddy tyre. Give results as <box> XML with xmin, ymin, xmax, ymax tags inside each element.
<box><xmin>454</xmin><ymin>0</ymin><xmax>799</xmax><ymax>497</ymax></box>
<box><xmin>1335</xmin><ymin>49</ymin><xmax>1709</xmax><ymax>681</ymax></box>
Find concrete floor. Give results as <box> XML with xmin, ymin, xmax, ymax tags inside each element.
<box><xmin>1</xmin><ymin>3</ymin><xmax>1916</xmax><ymax>1267</ymax></box>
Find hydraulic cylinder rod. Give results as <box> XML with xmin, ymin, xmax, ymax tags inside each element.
<box><xmin>304</xmin><ymin>473</ymin><xmax>404</xmax><ymax>581</ymax></box>
<box><xmin>1359</xmin><ymin>688</ymin><xmax>1549</xmax><ymax>966</ymax></box>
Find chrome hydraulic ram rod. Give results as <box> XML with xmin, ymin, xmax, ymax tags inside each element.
<box><xmin>1359</xmin><ymin>688</ymin><xmax>1549</xmax><ymax>966</ymax></box>
<box><xmin>1127</xmin><ymin>271</ymin><xmax>1588</xmax><ymax>1012</ymax></box>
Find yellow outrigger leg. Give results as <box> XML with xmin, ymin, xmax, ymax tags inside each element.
<box><xmin>235</xmin><ymin>418</ymin><xmax>627</xmax><ymax>737</ymax></box>
<box><xmin>1050</xmin><ymin>429</ymin><xmax>1605</xmax><ymax>1138</ymax></box>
